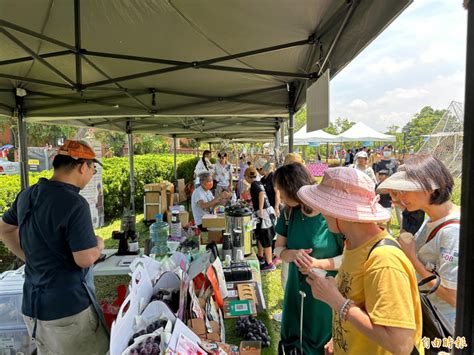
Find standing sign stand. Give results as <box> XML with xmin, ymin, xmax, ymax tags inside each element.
<box><xmin>80</xmin><ymin>139</ymin><xmax>105</xmax><ymax>228</ymax></box>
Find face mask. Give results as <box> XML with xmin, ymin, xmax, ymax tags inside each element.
<box><xmin>203</xmin><ymin>181</ymin><xmax>213</xmax><ymax>190</ymax></box>
<box><xmin>383</xmin><ymin>151</ymin><xmax>391</xmax><ymax>157</ymax></box>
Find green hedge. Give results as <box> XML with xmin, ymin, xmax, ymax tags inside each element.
<box><xmin>0</xmin><ymin>154</ymin><xmax>197</xmax><ymax>221</ymax></box>
<box><xmin>0</xmin><ymin>171</ymin><xmax>52</xmax><ymax>213</ymax></box>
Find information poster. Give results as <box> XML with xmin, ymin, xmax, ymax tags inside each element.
<box><xmin>80</xmin><ymin>139</ymin><xmax>104</xmax><ymax>228</ymax></box>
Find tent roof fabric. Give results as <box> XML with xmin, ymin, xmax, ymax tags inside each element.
<box><xmin>335</xmin><ymin>121</ymin><xmax>396</xmax><ymax>142</ymax></box>
<box><xmin>0</xmin><ymin>0</ymin><xmax>410</xmax><ymax>139</ymax></box>
<box><xmin>285</xmin><ymin>124</ymin><xmax>337</xmax><ymax>144</ymax></box>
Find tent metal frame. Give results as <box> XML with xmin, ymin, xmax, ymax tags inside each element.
<box><xmin>8</xmin><ymin>3</ymin><xmax>474</xmax><ymax>348</ymax></box>
<box><xmin>0</xmin><ymin>0</ymin><xmax>358</xmax><ymax>118</ymax></box>
<box><xmin>1</xmin><ymin>0</ymin><xmax>362</xmax><ymax>187</ymax></box>
<box><xmin>455</xmin><ymin>1</ymin><xmax>473</xmax><ymax>353</ymax></box>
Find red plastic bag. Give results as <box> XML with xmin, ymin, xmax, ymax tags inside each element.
<box><xmin>101</xmin><ymin>284</ymin><xmax>127</xmax><ymax>330</ymax></box>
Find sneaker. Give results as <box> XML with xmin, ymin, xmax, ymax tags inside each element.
<box><xmin>257</xmin><ymin>255</ymin><xmax>265</xmax><ymax>265</ymax></box>
<box><xmin>260</xmin><ymin>262</ymin><xmax>276</xmax><ymax>273</ymax></box>
<box><xmin>273</xmin><ymin>256</ymin><xmax>282</xmax><ymax>265</ymax></box>
<box><xmin>273</xmin><ymin>312</ymin><xmax>282</xmax><ymax>322</ymax></box>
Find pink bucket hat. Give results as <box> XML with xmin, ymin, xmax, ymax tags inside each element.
<box><xmin>297</xmin><ymin>167</ymin><xmax>391</xmax><ymax>223</ymax></box>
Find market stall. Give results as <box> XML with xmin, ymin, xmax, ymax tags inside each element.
<box><xmin>96</xmin><ymin>196</ymin><xmax>268</xmax><ymax>354</ymax></box>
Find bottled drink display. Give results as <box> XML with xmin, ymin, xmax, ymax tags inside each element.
<box><xmin>169</xmin><ymin>210</ymin><xmax>182</xmax><ymax>240</ymax></box>
<box><xmin>222</xmin><ymin>233</ymin><xmax>233</xmax><ymax>262</ymax></box>
<box><xmin>232</xmin><ymin>229</ymin><xmax>244</xmax><ymax>261</ymax></box>
<box><xmin>149</xmin><ymin>214</ymin><xmax>169</xmax><ymax>256</ymax></box>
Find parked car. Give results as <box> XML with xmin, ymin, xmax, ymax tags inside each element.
<box><xmin>0</xmin><ymin>160</ymin><xmax>20</xmax><ymax>175</ymax></box>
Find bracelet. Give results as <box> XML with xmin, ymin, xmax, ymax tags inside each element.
<box><xmin>339</xmin><ymin>299</ymin><xmax>350</xmax><ymax>321</ymax></box>
<box><xmin>274</xmin><ymin>246</ymin><xmax>287</xmax><ymax>258</ymax></box>
<box><xmin>343</xmin><ymin>301</ymin><xmax>355</xmax><ymax>321</ymax></box>
<box><xmin>340</xmin><ymin>299</ymin><xmax>355</xmax><ymax>322</ymax></box>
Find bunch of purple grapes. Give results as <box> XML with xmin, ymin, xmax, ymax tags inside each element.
<box><xmin>236</xmin><ymin>316</ymin><xmax>270</xmax><ymax>347</ymax></box>
<box><xmin>150</xmin><ymin>290</ymin><xmax>180</xmax><ymax>313</ymax></box>
<box><xmin>128</xmin><ymin>320</ymin><xmax>167</xmax><ymax>347</ymax></box>
<box><xmin>128</xmin><ymin>336</ymin><xmax>160</xmax><ymax>355</ymax></box>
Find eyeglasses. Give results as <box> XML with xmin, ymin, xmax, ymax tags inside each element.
<box><xmin>84</xmin><ymin>161</ymin><xmax>97</xmax><ymax>175</ymax></box>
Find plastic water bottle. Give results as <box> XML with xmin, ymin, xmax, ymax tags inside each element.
<box><xmin>170</xmin><ymin>210</ymin><xmax>182</xmax><ymax>240</ymax></box>
<box><xmin>231</xmin><ymin>191</ymin><xmax>237</xmax><ymax>204</ymax></box>
<box><xmin>150</xmin><ymin>214</ymin><xmax>169</xmax><ymax>256</ymax></box>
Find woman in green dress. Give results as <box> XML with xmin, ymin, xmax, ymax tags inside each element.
<box><xmin>273</xmin><ymin>163</ymin><xmax>343</xmax><ymax>354</ymax></box>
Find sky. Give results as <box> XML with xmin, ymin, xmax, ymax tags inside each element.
<box><xmin>329</xmin><ymin>0</ymin><xmax>467</xmax><ymax>132</ymax></box>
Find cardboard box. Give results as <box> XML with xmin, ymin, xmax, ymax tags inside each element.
<box><xmin>144</xmin><ymin>182</ymin><xmax>174</xmax><ymax>217</ymax></box>
<box><xmin>240</xmin><ymin>341</ymin><xmax>261</xmax><ymax>355</ymax></box>
<box><xmin>177</xmin><ymin>179</ymin><xmax>187</xmax><ymax>202</ymax></box>
<box><xmin>202</xmin><ymin>215</ymin><xmax>226</xmax><ymax>229</ymax></box>
<box><xmin>166</xmin><ymin>210</ymin><xmax>189</xmax><ymax>227</ymax></box>
<box><xmin>187</xmin><ymin>319</ymin><xmax>221</xmax><ymax>342</ymax></box>
<box><xmin>207</xmin><ymin>229</ymin><xmax>223</xmax><ymax>244</ymax></box>
<box><xmin>144</xmin><ymin>202</ymin><xmax>161</xmax><ymax>221</ymax></box>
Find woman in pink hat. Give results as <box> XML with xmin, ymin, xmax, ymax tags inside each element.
<box><xmin>298</xmin><ymin>167</ymin><xmax>423</xmax><ymax>355</ymax></box>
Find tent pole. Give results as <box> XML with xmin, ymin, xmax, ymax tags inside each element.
<box><xmin>173</xmin><ymin>135</ymin><xmax>177</xmax><ymax>182</ymax></box>
<box><xmin>126</xmin><ymin>126</ymin><xmax>135</xmax><ymax>213</ymax></box>
<box><xmin>209</xmin><ymin>143</ymin><xmax>212</xmax><ymax>153</ymax></box>
<box><xmin>455</xmin><ymin>2</ymin><xmax>474</xmax><ymax>352</ymax></box>
<box><xmin>15</xmin><ymin>93</ymin><xmax>29</xmax><ymax>190</ymax></box>
<box><xmin>274</xmin><ymin>128</ymin><xmax>281</xmax><ymax>165</ymax></box>
<box><xmin>288</xmin><ymin>84</ymin><xmax>296</xmax><ymax>153</ymax></box>
<box><xmin>326</xmin><ymin>142</ymin><xmax>329</xmax><ymax>163</ymax></box>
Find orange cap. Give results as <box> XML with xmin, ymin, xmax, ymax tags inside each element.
<box><xmin>57</xmin><ymin>140</ymin><xmax>102</xmax><ymax>166</ymax></box>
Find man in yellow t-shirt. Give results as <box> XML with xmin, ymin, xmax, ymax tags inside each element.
<box><xmin>298</xmin><ymin>167</ymin><xmax>423</xmax><ymax>355</ymax></box>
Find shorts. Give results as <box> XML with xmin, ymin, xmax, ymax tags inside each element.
<box><xmin>256</xmin><ymin>221</ymin><xmax>274</xmax><ymax>248</ymax></box>
<box><xmin>23</xmin><ymin>305</ymin><xmax>109</xmax><ymax>355</ymax></box>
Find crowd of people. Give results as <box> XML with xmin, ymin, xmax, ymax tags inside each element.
<box><xmin>0</xmin><ymin>140</ymin><xmax>459</xmax><ymax>355</ymax></box>
<box><xmin>191</xmin><ymin>146</ymin><xmax>459</xmax><ymax>354</ymax></box>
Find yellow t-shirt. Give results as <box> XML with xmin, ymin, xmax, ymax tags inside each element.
<box><xmin>333</xmin><ymin>231</ymin><xmax>424</xmax><ymax>355</ymax></box>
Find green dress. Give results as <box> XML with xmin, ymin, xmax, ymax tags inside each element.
<box><xmin>276</xmin><ymin>207</ymin><xmax>343</xmax><ymax>354</ymax></box>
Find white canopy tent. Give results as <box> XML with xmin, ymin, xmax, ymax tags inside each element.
<box><xmin>284</xmin><ymin>124</ymin><xmax>337</xmax><ymax>145</ymax></box>
<box><xmin>335</xmin><ymin>121</ymin><xmax>396</xmax><ymax>142</ymax></box>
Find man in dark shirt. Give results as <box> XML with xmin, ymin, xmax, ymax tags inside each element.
<box><xmin>245</xmin><ymin>167</ymin><xmax>276</xmax><ymax>272</ymax></box>
<box><xmin>0</xmin><ymin>140</ymin><xmax>108</xmax><ymax>354</ymax></box>
<box><xmin>374</xmin><ymin>145</ymin><xmax>401</xmax><ymax>227</ymax></box>
<box><xmin>255</xmin><ymin>158</ymin><xmax>281</xmax><ymax>218</ymax></box>
<box><xmin>376</xmin><ymin>170</ymin><xmax>393</xmax><ymax>234</ymax></box>
<box><xmin>374</xmin><ymin>145</ymin><xmax>399</xmax><ymax>177</ymax></box>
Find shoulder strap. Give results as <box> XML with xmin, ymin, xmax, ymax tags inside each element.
<box><xmin>367</xmin><ymin>238</ymin><xmax>401</xmax><ymax>260</ymax></box>
<box><xmin>426</xmin><ymin>219</ymin><xmax>460</xmax><ymax>244</ymax></box>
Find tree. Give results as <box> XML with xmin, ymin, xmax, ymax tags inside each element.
<box><xmin>33</xmin><ymin>123</ymin><xmax>78</xmax><ymax>147</ymax></box>
<box><xmin>402</xmin><ymin>106</ymin><xmax>446</xmax><ymax>151</ymax></box>
<box><xmin>323</xmin><ymin>118</ymin><xmax>356</xmax><ymax>135</ymax></box>
<box><xmin>385</xmin><ymin>126</ymin><xmax>404</xmax><ymax>153</ymax></box>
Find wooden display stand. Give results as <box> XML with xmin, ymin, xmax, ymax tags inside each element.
<box><xmin>144</xmin><ymin>182</ymin><xmax>174</xmax><ymax>221</ymax></box>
